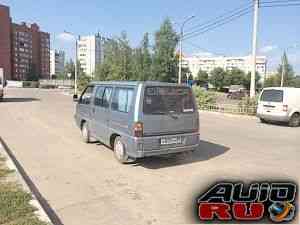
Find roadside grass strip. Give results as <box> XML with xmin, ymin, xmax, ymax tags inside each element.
<box><xmin>0</xmin><ymin>156</ymin><xmax>49</xmax><ymax>225</ymax></box>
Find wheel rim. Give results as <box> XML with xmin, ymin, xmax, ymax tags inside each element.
<box><xmin>292</xmin><ymin>115</ymin><xmax>300</xmax><ymax>126</ymax></box>
<box><xmin>115</xmin><ymin>140</ymin><xmax>124</xmax><ymax>160</ymax></box>
<box><xmin>82</xmin><ymin>125</ymin><xmax>88</xmax><ymax>139</ymax></box>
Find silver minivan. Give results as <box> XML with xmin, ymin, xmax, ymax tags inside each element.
<box><xmin>74</xmin><ymin>81</ymin><xmax>200</xmax><ymax>163</ymax></box>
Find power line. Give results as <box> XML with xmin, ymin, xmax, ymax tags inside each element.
<box><xmin>260</xmin><ymin>0</ymin><xmax>300</xmax><ymax>3</ymax></box>
<box><xmin>185</xmin><ymin>41</ymin><xmax>226</xmax><ymax>56</ymax></box>
<box><xmin>183</xmin><ymin>9</ymin><xmax>252</xmax><ymax>40</ymax></box>
<box><xmin>186</xmin><ymin>2</ymin><xmax>253</xmax><ymax>34</ymax></box>
<box><xmin>184</xmin><ymin>6</ymin><xmax>252</xmax><ymax>39</ymax></box>
<box><xmin>260</xmin><ymin>3</ymin><xmax>300</xmax><ymax>7</ymax></box>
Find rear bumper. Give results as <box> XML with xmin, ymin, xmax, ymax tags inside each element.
<box><xmin>257</xmin><ymin>112</ymin><xmax>290</xmax><ymax>122</ymax></box>
<box><xmin>126</xmin><ymin>132</ymin><xmax>200</xmax><ymax>158</ymax></box>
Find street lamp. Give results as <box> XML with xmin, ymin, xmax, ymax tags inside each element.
<box><xmin>281</xmin><ymin>44</ymin><xmax>299</xmax><ymax>87</ymax></box>
<box><xmin>63</xmin><ymin>31</ymin><xmax>78</xmax><ymax>99</ymax></box>
<box><xmin>178</xmin><ymin>15</ymin><xmax>196</xmax><ymax>84</ymax></box>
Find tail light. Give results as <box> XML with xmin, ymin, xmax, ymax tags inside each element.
<box><xmin>134</xmin><ymin>122</ymin><xmax>143</xmax><ymax>137</ymax></box>
<box><xmin>283</xmin><ymin>105</ymin><xmax>288</xmax><ymax>112</ymax></box>
<box><xmin>195</xmin><ymin>117</ymin><xmax>200</xmax><ymax>133</ymax></box>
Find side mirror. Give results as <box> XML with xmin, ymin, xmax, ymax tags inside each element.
<box><xmin>73</xmin><ymin>94</ymin><xmax>79</xmax><ymax>102</ymax></box>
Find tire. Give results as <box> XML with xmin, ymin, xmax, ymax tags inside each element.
<box><xmin>288</xmin><ymin>113</ymin><xmax>300</xmax><ymax>127</ymax></box>
<box><xmin>113</xmin><ymin>137</ymin><xmax>133</xmax><ymax>164</ymax></box>
<box><xmin>81</xmin><ymin>122</ymin><xmax>91</xmax><ymax>143</ymax></box>
<box><xmin>260</xmin><ymin>118</ymin><xmax>267</xmax><ymax>124</ymax></box>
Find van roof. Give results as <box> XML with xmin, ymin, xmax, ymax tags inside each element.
<box><xmin>262</xmin><ymin>87</ymin><xmax>300</xmax><ymax>91</ymax></box>
<box><xmin>90</xmin><ymin>81</ymin><xmax>189</xmax><ymax>87</ymax></box>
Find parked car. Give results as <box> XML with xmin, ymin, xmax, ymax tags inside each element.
<box><xmin>227</xmin><ymin>85</ymin><xmax>248</xmax><ymax>100</ymax></box>
<box><xmin>74</xmin><ymin>81</ymin><xmax>200</xmax><ymax>163</ymax></box>
<box><xmin>257</xmin><ymin>87</ymin><xmax>300</xmax><ymax>127</ymax></box>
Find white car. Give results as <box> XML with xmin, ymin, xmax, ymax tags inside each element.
<box><xmin>257</xmin><ymin>87</ymin><xmax>300</xmax><ymax>127</ymax></box>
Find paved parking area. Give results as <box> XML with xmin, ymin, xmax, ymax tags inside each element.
<box><xmin>0</xmin><ymin>88</ymin><xmax>299</xmax><ymax>225</ymax></box>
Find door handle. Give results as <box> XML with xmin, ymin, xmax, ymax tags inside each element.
<box><xmin>92</xmin><ymin>108</ymin><xmax>95</xmax><ymax>114</ymax></box>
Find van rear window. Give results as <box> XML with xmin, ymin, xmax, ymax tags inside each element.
<box><xmin>143</xmin><ymin>86</ymin><xmax>195</xmax><ymax>114</ymax></box>
<box><xmin>260</xmin><ymin>90</ymin><xmax>283</xmax><ymax>102</ymax></box>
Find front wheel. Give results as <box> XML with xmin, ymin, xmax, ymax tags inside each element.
<box><xmin>289</xmin><ymin>113</ymin><xmax>300</xmax><ymax>127</ymax></box>
<box><xmin>81</xmin><ymin>122</ymin><xmax>91</xmax><ymax>143</ymax></box>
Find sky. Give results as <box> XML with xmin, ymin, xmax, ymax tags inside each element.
<box><xmin>2</xmin><ymin>0</ymin><xmax>300</xmax><ymax>73</ymax></box>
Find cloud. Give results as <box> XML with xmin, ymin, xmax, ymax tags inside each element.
<box><xmin>56</xmin><ymin>33</ymin><xmax>75</xmax><ymax>42</ymax></box>
<box><xmin>260</xmin><ymin>45</ymin><xmax>278</xmax><ymax>54</ymax></box>
<box><xmin>195</xmin><ymin>51</ymin><xmax>214</xmax><ymax>57</ymax></box>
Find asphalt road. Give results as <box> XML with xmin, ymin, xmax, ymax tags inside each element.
<box><xmin>0</xmin><ymin>88</ymin><xmax>299</xmax><ymax>225</ymax></box>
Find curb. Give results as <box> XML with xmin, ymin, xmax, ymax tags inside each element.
<box><xmin>0</xmin><ymin>137</ymin><xmax>59</xmax><ymax>225</ymax></box>
<box><xmin>199</xmin><ymin>110</ymin><xmax>257</xmax><ymax>119</ymax></box>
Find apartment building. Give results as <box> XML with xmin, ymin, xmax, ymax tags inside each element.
<box><xmin>0</xmin><ymin>5</ymin><xmax>11</xmax><ymax>80</ymax></box>
<box><xmin>77</xmin><ymin>34</ymin><xmax>103</xmax><ymax>77</ymax></box>
<box><xmin>50</xmin><ymin>50</ymin><xmax>65</xmax><ymax>78</ymax></box>
<box><xmin>183</xmin><ymin>55</ymin><xmax>267</xmax><ymax>80</ymax></box>
<box><xmin>0</xmin><ymin>4</ymin><xmax>50</xmax><ymax>80</ymax></box>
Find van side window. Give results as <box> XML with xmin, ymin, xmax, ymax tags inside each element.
<box><xmin>94</xmin><ymin>86</ymin><xmax>112</xmax><ymax>108</ymax></box>
<box><xmin>102</xmin><ymin>87</ymin><xmax>113</xmax><ymax>108</ymax></box>
<box><xmin>112</xmin><ymin>88</ymin><xmax>134</xmax><ymax>113</ymax></box>
<box><xmin>79</xmin><ymin>86</ymin><xmax>94</xmax><ymax>105</ymax></box>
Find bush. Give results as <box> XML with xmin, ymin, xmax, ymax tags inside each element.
<box><xmin>39</xmin><ymin>84</ymin><xmax>57</xmax><ymax>89</ymax></box>
<box><xmin>192</xmin><ymin>86</ymin><xmax>217</xmax><ymax>107</ymax></box>
<box><xmin>22</xmin><ymin>81</ymin><xmax>39</xmax><ymax>88</ymax></box>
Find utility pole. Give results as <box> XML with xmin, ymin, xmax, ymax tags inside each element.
<box><xmin>281</xmin><ymin>54</ymin><xmax>285</xmax><ymax>87</ymax></box>
<box><xmin>250</xmin><ymin>0</ymin><xmax>259</xmax><ymax>98</ymax></box>
<box><xmin>178</xmin><ymin>16</ymin><xmax>195</xmax><ymax>84</ymax></box>
<box><xmin>179</xmin><ymin>30</ymin><xmax>183</xmax><ymax>84</ymax></box>
<box><xmin>74</xmin><ymin>38</ymin><xmax>78</xmax><ymax>97</ymax></box>
<box><xmin>64</xmin><ymin>31</ymin><xmax>78</xmax><ymax>98</ymax></box>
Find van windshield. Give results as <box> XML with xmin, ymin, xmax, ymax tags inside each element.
<box><xmin>143</xmin><ymin>86</ymin><xmax>195</xmax><ymax>115</ymax></box>
<box><xmin>261</xmin><ymin>90</ymin><xmax>283</xmax><ymax>102</ymax></box>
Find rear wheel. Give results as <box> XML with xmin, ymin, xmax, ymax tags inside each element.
<box><xmin>81</xmin><ymin>122</ymin><xmax>91</xmax><ymax>143</ymax></box>
<box><xmin>289</xmin><ymin>113</ymin><xmax>300</xmax><ymax>127</ymax></box>
<box><xmin>260</xmin><ymin>118</ymin><xmax>267</xmax><ymax>124</ymax></box>
<box><xmin>114</xmin><ymin>137</ymin><xmax>134</xmax><ymax>164</ymax></box>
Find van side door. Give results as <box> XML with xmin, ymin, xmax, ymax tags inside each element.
<box><xmin>76</xmin><ymin>85</ymin><xmax>94</xmax><ymax>126</ymax></box>
<box><xmin>91</xmin><ymin>86</ymin><xmax>113</xmax><ymax>144</ymax></box>
<box><xmin>110</xmin><ymin>87</ymin><xmax>135</xmax><ymax>138</ymax></box>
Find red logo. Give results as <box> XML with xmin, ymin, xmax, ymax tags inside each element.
<box><xmin>197</xmin><ymin>182</ymin><xmax>296</xmax><ymax>223</ymax></box>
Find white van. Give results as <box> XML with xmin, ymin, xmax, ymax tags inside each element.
<box><xmin>257</xmin><ymin>87</ymin><xmax>300</xmax><ymax>127</ymax></box>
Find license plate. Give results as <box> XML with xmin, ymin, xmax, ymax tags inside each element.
<box><xmin>160</xmin><ymin>137</ymin><xmax>182</xmax><ymax>145</ymax></box>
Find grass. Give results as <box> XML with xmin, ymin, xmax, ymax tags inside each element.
<box><xmin>0</xmin><ymin>156</ymin><xmax>49</xmax><ymax>225</ymax></box>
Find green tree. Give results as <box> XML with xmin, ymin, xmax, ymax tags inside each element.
<box><xmin>118</xmin><ymin>31</ymin><xmax>133</xmax><ymax>80</ymax></box>
<box><xmin>209</xmin><ymin>67</ymin><xmax>227</xmax><ymax>90</ymax></box>
<box><xmin>264</xmin><ymin>75</ymin><xmax>279</xmax><ymax>87</ymax></box>
<box><xmin>197</xmin><ymin>69</ymin><xmax>209</xmax><ymax>84</ymax></box>
<box><xmin>152</xmin><ymin>18</ymin><xmax>179</xmax><ymax>82</ymax></box>
<box><xmin>243</xmin><ymin>72</ymin><xmax>261</xmax><ymax>90</ymax></box>
<box><xmin>140</xmin><ymin>33</ymin><xmax>152</xmax><ymax>81</ymax></box>
<box><xmin>276</xmin><ymin>52</ymin><xmax>295</xmax><ymax>86</ymax></box>
<box><xmin>224</xmin><ymin>68</ymin><xmax>246</xmax><ymax>86</ymax></box>
<box><xmin>291</xmin><ymin>76</ymin><xmax>300</xmax><ymax>88</ymax></box>
<box><xmin>64</xmin><ymin>59</ymin><xmax>75</xmax><ymax>79</ymax></box>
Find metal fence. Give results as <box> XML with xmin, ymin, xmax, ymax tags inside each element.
<box><xmin>39</xmin><ymin>79</ymin><xmax>74</xmax><ymax>87</ymax></box>
<box><xmin>199</xmin><ymin>104</ymin><xmax>257</xmax><ymax>115</ymax></box>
